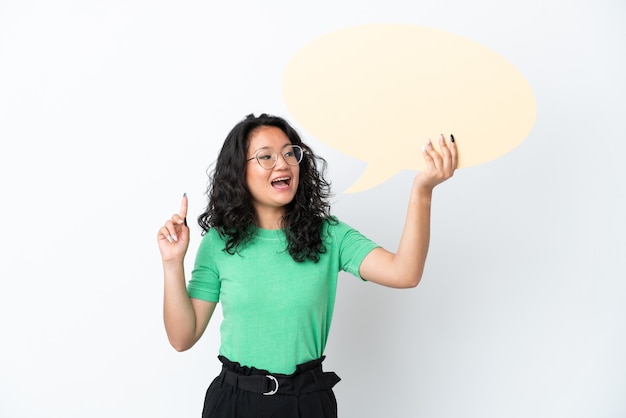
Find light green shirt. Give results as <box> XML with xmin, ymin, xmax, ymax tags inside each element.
<box><xmin>188</xmin><ymin>219</ymin><xmax>378</xmax><ymax>374</ymax></box>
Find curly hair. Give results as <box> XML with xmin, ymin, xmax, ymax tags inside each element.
<box><xmin>197</xmin><ymin>113</ymin><xmax>335</xmax><ymax>262</ymax></box>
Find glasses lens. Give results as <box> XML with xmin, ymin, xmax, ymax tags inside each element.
<box><xmin>256</xmin><ymin>150</ymin><xmax>276</xmax><ymax>169</ymax></box>
<box><xmin>283</xmin><ymin>145</ymin><xmax>303</xmax><ymax>166</ymax></box>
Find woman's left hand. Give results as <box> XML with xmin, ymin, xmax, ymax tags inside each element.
<box><xmin>415</xmin><ymin>134</ymin><xmax>458</xmax><ymax>190</ymax></box>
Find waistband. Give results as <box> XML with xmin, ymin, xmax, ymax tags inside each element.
<box><xmin>217</xmin><ymin>355</ymin><xmax>341</xmax><ymax>396</ymax></box>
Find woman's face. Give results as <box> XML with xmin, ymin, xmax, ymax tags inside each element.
<box><xmin>245</xmin><ymin>126</ymin><xmax>300</xmax><ymax>220</ymax></box>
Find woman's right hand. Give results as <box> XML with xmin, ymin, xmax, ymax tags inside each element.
<box><xmin>157</xmin><ymin>194</ymin><xmax>190</xmax><ymax>262</ymax></box>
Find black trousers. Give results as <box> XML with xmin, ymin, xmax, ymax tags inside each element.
<box><xmin>202</xmin><ymin>356</ymin><xmax>340</xmax><ymax>418</ymax></box>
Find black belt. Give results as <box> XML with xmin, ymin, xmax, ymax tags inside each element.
<box><xmin>220</xmin><ymin>367</ymin><xmax>341</xmax><ymax>396</ymax></box>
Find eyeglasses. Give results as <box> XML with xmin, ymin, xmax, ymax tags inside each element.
<box><xmin>246</xmin><ymin>145</ymin><xmax>305</xmax><ymax>170</ymax></box>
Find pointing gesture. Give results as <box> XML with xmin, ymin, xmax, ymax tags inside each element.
<box><xmin>158</xmin><ymin>194</ymin><xmax>190</xmax><ymax>262</ymax></box>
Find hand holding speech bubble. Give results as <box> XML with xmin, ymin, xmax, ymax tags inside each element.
<box><xmin>282</xmin><ymin>24</ymin><xmax>536</xmax><ymax>193</ymax></box>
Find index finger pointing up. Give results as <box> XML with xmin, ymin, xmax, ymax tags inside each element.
<box><xmin>180</xmin><ymin>192</ymin><xmax>188</xmax><ymax>219</ymax></box>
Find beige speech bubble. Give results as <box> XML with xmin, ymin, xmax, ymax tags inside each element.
<box><xmin>282</xmin><ymin>24</ymin><xmax>536</xmax><ymax>193</ymax></box>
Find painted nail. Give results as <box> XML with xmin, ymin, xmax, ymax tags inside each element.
<box><xmin>427</xmin><ymin>138</ymin><xmax>433</xmax><ymax>148</ymax></box>
<box><xmin>450</xmin><ymin>134</ymin><xmax>455</xmax><ymax>143</ymax></box>
<box><xmin>167</xmin><ymin>235</ymin><xmax>173</xmax><ymax>243</ymax></box>
<box><xmin>172</xmin><ymin>233</ymin><xmax>178</xmax><ymax>242</ymax></box>
<box><xmin>421</xmin><ymin>145</ymin><xmax>427</xmax><ymax>153</ymax></box>
<box><xmin>184</xmin><ymin>217</ymin><xmax>188</xmax><ymax>226</ymax></box>
<box><xmin>183</xmin><ymin>192</ymin><xmax>187</xmax><ymax>197</ymax></box>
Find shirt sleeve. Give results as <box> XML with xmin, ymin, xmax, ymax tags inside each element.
<box><xmin>331</xmin><ymin>220</ymin><xmax>380</xmax><ymax>279</ymax></box>
<box><xmin>187</xmin><ymin>229</ymin><xmax>221</xmax><ymax>302</ymax></box>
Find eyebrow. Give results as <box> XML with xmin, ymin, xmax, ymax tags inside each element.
<box><xmin>252</xmin><ymin>143</ymin><xmax>294</xmax><ymax>153</ymax></box>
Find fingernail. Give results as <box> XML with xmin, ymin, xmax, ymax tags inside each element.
<box><xmin>450</xmin><ymin>134</ymin><xmax>455</xmax><ymax>143</ymax></box>
<box><xmin>439</xmin><ymin>134</ymin><xmax>444</xmax><ymax>143</ymax></box>
<box><xmin>172</xmin><ymin>233</ymin><xmax>178</xmax><ymax>242</ymax></box>
<box><xmin>427</xmin><ymin>139</ymin><xmax>433</xmax><ymax>148</ymax></box>
<box><xmin>183</xmin><ymin>192</ymin><xmax>187</xmax><ymax>197</ymax></box>
<box><xmin>184</xmin><ymin>217</ymin><xmax>188</xmax><ymax>226</ymax></box>
<box><xmin>167</xmin><ymin>235</ymin><xmax>173</xmax><ymax>243</ymax></box>
<box><xmin>421</xmin><ymin>145</ymin><xmax>427</xmax><ymax>153</ymax></box>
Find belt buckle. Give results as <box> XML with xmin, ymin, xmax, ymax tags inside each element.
<box><xmin>263</xmin><ymin>375</ymin><xmax>279</xmax><ymax>396</ymax></box>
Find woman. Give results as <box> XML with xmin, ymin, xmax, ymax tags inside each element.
<box><xmin>157</xmin><ymin>113</ymin><xmax>457</xmax><ymax>417</ymax></box>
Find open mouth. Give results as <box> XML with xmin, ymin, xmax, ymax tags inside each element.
<box><xmin>271</xmin><ymin>177</ymin><xmax>291</xmax><ymax>189</ymax></box>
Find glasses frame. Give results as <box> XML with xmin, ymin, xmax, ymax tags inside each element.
<box><xmin>246</xmin><ymin>144</ymin><xmax>305</xmax><ymax>170</ymax></box>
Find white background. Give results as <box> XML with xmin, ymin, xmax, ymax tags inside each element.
<box><xmin>1</xmin><ymin>0</ymin><xmax>625</xmax><ymax>417</ymax></box>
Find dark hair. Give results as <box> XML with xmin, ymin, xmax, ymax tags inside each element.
<box><xmin>197</xmin><ymin>113</ymin><xmax>334</xmax><ymax>262</ymax></box>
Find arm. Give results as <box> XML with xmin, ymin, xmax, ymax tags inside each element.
<box><xmin>158</xmin><ymin>194</ymin><xmax>216</xmax><ymax>351</ymax></box>
<box><xmin>359</xmin><ymin>134</ymin><xmax>458</xmax><ymax>288</ymax></box>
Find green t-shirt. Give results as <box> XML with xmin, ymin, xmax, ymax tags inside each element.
<box><xmin>187</xmin><ymin>219</ymin><xmax>378</xmax><ymax>374</ymax></box>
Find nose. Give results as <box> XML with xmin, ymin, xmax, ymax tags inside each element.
<box><xmin>274</xmin><ymin>152</ymin><xmax>289</xmax><ymax>169</ymax></box>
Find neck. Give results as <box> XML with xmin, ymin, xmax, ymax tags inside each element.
<box><xmin>255</xmin><ymin>207</ymin><xmax>285</xmax><ymax>230</ymax></box>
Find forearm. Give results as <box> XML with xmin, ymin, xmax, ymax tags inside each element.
<box><xmin>360</xmin><ymin>134</ymin><xmax>456</xmax><ymax>288</ymax></box>
<box><xmin>393</xmin><ymin>181</ymin><xmax>433</xmax><ymax>286</ymax></box>
<box><xmin>162</xmin><ymin>260</ymin><xmax>197</xmax><ymax>351</ymax></box>
<box><xmin>359</xmin><ymin>180</ymin><xmax>434</xmax><ymax>288</ymax></box>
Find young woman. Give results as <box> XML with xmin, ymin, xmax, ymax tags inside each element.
<box><xmin>157</xmin><ymin>113</ymin><xmax>457</xmax><ymax>417</ymax></box>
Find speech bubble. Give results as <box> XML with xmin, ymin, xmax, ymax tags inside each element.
<box><xmin>282</xmin><ymin>24</ymin><xmax>536</xmax><ymax>193</ymax></box>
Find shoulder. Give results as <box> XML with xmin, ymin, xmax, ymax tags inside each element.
<box><xmin>197</xmin><ymin>227</ymin><xmax>226</xmax><ymax>250</ymax></box>
<box><xmin>321</xmin><ymin>216</ymin><xmax>342</xmax><ymax>234</ymax></box>
<box><xmin>321</xmin><ymin>217</ymin><xmax>363</xmax><ymax>240</ymax></box>
<box><xmin>200</xmin><ymin>227</ymin><xmax>224</xmax><ymax>241</ymax></box>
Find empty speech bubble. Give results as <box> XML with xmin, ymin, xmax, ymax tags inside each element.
<box><xmin>282</xmin><ymin>24</ymin><xmax>536</xmax><ymax>193</ymax></box>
